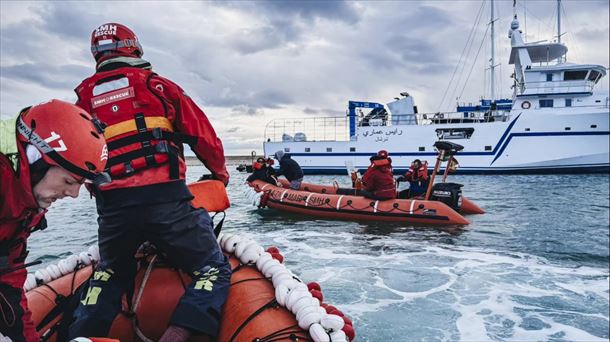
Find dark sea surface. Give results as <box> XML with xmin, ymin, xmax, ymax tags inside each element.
<box><xmin>28</xmin><ymin>163</ymin><xmax>610</xmax><ymax>341</ymax></box>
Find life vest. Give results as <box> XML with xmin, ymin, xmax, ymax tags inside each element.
<box><xmin>1</xmin><ymin>144</ymin><xmax>46</xmax><ymax>281</ymax></box>
<box><xmin>75</xmin><ymin>67</ymin><xmax>196</xmax><ymax>180</ymax></box>
<box><xmin>406</xmin><ymin>162</ymin><xmax>428</xmax><ymax>182</ymax></box>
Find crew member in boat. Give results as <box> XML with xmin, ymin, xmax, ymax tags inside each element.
<box><xmin>1</xmin><ymin>100</ymin><xmax>108</xmax><ymax>342</ymax></box>
<box><xmin>69</xmin><ymin>23</ymin><xmax>231</xmax><ymax>342</ymax></box>
<box><xmin>361</xmin><ymin>150</ymin><xmax>397</xmax><ymax>200</ymax></box>
<box><xmin>274</xmin><ymin>150</ymin><xmax>304</xmax><ymax>190</ymax></box>
<box><xmin>247</xmin><ymin>157</ymin><xmax>278</xmax><ymax>185</ymax></box>
<box><xmin>397</xmin><ymin>159</ymin><xmax>429</xmax><ymax>198</ymax></box>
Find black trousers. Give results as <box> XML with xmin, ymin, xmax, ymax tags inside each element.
<box><xmin>69</xmin><ymin>199</ymin><xmax>231</xmax><ymax>338</ymax></box>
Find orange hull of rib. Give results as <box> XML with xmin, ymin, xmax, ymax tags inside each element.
<box><xmin>251</xmin><ymin>180</ymin><xmax>469</xmax><ymax>225</ymax></box>
<box><xmin>277</xmin><ymin>179</ymin><xmax>483</xmax><ymax>215</ymax></box>
<box><xmin>26</xmin><ymin>254</ymin><xmax>309</xmax><ymax>342</ymax></box>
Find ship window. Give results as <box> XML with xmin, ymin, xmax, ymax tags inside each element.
<box><xmin>284</xmin><ymin>147</ymin><xmax>290</xmax><ymax>152</ymax></box>
<box><xmin>525</xmin><ymin>128</ymin><xmax>530</xmax><ymax>131</ymax></box>
<box><xmin>546</xmin><ymin>74</ymin><xmax>553</xmax><ymax>82</ymax></box>
<box><xmin>350</xmin><ymin>147</ymin><xmax>356</xmax><ymax>152</ymax></box>
<box><xmin>588</xmin><ymin>70</ymin><xmax>601</xmax><ymax>83</ymax></box>
<box><xmin>564</xmin><ymin>70</ymin><xmax>587</xmax><ymax>80</ymax></box>
<box><xmin>418</xmin><ymin>146</ymin><xmax>425</xmax><ymax>151</ymax></box>
<box><xmin>485</xmin><ymin>145</ymin><xmax>492</xmax><ymax>151</ymax></box>
<box><xmin>591</xmin><ymin>124</ymin><xmax>597</xmax><ymax>128</ymax></box>
<box><xmin>305</xmin><ymin>147</ymin><xmax>311</xmax><ymax>152</ymax></box>
<box><xmin>565</xmin><ymin>99</ymin><xmax>572</xmax><ymax>107</ymax></box>
<box><xmin>326</xmin><ymin>147</ymin><xmax>332</xmax><ymax>152</ymax></box>
<box><xmin>565</xmin><ymin>127</ymin><xmax>571</xmax><ymax>131</ymax></box>
<box><xmin>539</xmin><ymin>99</ymin><xmax>554</xmax><ymax>108</ymax></box>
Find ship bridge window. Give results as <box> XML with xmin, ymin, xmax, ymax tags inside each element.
<box><xmin>305</xmin><ymin>147</ymin><xmax>311</xmax><ymax>152</ymax></box>
<box><xmin>546</xmin><ymin>74</ymin><xmax>553</xmax><ymax>82</ymax></box>
<box><xmin>435</xmin><ymin>128</ymin><xmax>475</xmax><ymax>140</ymax></box>
<box><xmin>350</xmin><ymin>147</ymin><xmax>356</xmax><ymax>152</ymax></box>
<box><xmin>539</xmin><ymin>99</ymin><xmax>554</xmax><ymax>108</ymax></box>
<box><xmin>564</xmin><ymin>70</ymin><xmax>588</xmax><ymax>80</ymax></box>
<box><xmin>565</xmin><ymin>99</ymin><xmax>572</xmax><ymax>107</ymax></box>
<box><xmin>588</xmin><ymin>70</ymin><xmax>601</xmax><ymax>83</ymax></box>
<box><xmin>326</xmin><ymin>147</ymin><xmax>332</xmax><ymax>152</ymax></box>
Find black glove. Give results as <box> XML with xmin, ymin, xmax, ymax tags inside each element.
<box><xmin>198</xmin><ymin>174</ymin><xmax>214</xmax><ymax>182</ymax></box>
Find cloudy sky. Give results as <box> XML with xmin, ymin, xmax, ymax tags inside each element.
<box><xmin>1</xmin><ymin>0</ymin><xmax>608</xmax><ymax>155</ymax></box>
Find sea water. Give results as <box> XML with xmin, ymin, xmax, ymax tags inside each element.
<box><xmin>28</xmin><ymin>163</ymin><xmax>609</xmax><ymax>341</ymax></box>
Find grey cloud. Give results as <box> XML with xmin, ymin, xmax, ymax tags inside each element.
<box><xmin>222</xmin><ymin>0</ymin><xmax>360</xmax><ymax>24</ymax></box>
<box><xmin>230</xmin><ymin>26</ymin><xmax>285</xmax><ymax>55</ymax></box>
<box><xmin>32</xmin><ymin>2</ymin><xmax>93</xmax><ymax>41</ymax></box>
<box><xmin>226</xmin><ymin>126</ymin><xmax>240</xmax><ymax>133</ymax></box>
<box><xmin>303</xmin><ymin>107</ymin><xmax>344</xmax><ymax>116</ymax></box>
<box><xmin>210</xmin><ymin>88</ymin><xmax>293</xmax><ymax>109</ymax></box>
<box><xmin>230</xmin><ymin>105</ymin><xmax>265</xmax><ymax>116</ymax></box>
<box><xmin>0</xmin><ymin>63</ymin><xmax>90</xmax><ymax>89</ymax></box>
<box><xmin>260</xmin><ymin>0</ymin><xmax>359</xmax><ymax>23</ymax></box>
<box><xmin>220</xmin><ymin>0</ymin><xmax>361</xmax><ymax>54</ymax></box>
<box><xmin>303</xmin><ymin>107</ymin><xmax>318</xmax><ymax>115</ymax></box>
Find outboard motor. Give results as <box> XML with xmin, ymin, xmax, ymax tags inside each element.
<box><xmin>430</xmin><ymin>182</ymin><xmax>463</xmax><ymax>211</ymax></box>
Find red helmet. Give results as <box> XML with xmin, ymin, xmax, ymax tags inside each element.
<box><xmin>377</xmin><ymin>150</ymin><xmax>389</xmax><ymax>158</ymax></box>
<box><xmin>16</xmin><ymin>100</ymin><xmax>110</xmax><ymax>185</ymax></box>
<box><xmin>90</xmin><ymin>23</ymin><xmax>143</xmax><ymax>62</ymax></box>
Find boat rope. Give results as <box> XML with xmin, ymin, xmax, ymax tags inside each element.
<box><xmin>38</xmin><ymin>269</ymin><xmax>86</xmax><ymax>342</ymax></box>
<box><xmin>268</xmin><ymin>190</ymin><xmax>427</xmax><ymax>215</ymax></box>
<box><xmin>228</xmin><ymin>298</ymin><xmax>279</xmax><ymax>342</ymax></box>
<box><xmin>439</xmin><ymin>0</ymin><xmax>486</xmax><ymax>111</ymax></box>
<box><xmin>458</xmin><ymin>23</ymin><xmax>490</xmax><ymax>100</ymax></box>
<box><xmin>255</xmin><ymin>324</ymin><xmax>309</xmax><ymax>342</ymax></box>
<box><xmin>231</xmin><ymin>276</ymin><xmax>267</xmax><ymax>287</ymax></box>
<box><xmin>211</xmin><ymin>211</ymin><xmax>226</xmax><ymax>237</ymax></box>
<box><xmin>130</xmin><ymin>255</ymin><xmax>157</xmax><ymax>342</ymax></box>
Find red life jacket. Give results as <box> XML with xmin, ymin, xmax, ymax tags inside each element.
<box><xmin>75</xmin><ymin>67</ymin><xmax>196</xmax><ymax>182</ymax></box>
<box><xmin>1</xmin><ymin>147</ymin><xmax>48</xmax><ymax>341</ymax></box>
<box><xmin>362</xmin><ymin>164</ymin><xmax>396</xmax><ymax>199</ymax></box>
<box><xmin>406</xmin><ymin>163</ymin><xmax>428</xmax><ymax>182</ymax></box>
<box><xmin>1</xmin><ymin>147</ymin><xmax>46</xmax><ymax>283</ymax></box>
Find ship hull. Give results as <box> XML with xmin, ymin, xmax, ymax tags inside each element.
<box><xmin>264</xmin><ymin>109</ymin><xmax>609</xmax><ymax>174</ymax></box>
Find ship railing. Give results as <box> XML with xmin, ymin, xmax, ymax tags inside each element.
<box><xmin>522</xmin><ymin>80</ymin><xmax>595</xmax><ymax>95</ymax></box>
<box><xmin>264</xmin><ymin>116</ymin><xmax>351</xmax><ymax>142</ymax></box>
<box><xmin>264</xmin><ymin>111</ymin><xmax>511</xmax><ymax>142</ymax></box>
<box><xmin>381</xmin><ymin>111</ymin><xmax>511</xmax><ymax>127</ymax></box>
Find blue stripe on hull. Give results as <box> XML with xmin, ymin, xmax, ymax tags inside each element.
<box><xmin>300</xmin><ymin>164</ymin><xmax>610</xmax><ymax>175</ymax></box>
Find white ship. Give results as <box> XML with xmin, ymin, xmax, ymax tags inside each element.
<box><xmin>262</xmin><ymin>1</ymin><xmax>609</xmax><ymax>174</ymax></box>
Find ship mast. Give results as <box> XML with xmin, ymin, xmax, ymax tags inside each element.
<box><xmin>490</xmin><ymin>0</ymin><xmax>496</xmax><ymax>101</ymax></box>
<box><xmin>557</xmin><ymin>0</ymin><xmax>561</xmax><ymax>44</ymax></box>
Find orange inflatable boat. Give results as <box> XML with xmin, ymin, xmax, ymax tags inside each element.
<box><xmin>25</xmin><ymin>238</ymin><xmax>354</xmax><ymax>342</ymax></box>
<box><xmin>248</xmin><ymin>180</ymin><xmax>470</xmax><ymax>225</ymax></box>
<box><xmin>276</xmin><ymin>179</ymin><xmax>485</xmax><ymax>215</ymax></box>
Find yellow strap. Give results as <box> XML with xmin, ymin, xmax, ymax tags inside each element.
<box><xmin>104</xmin><ymin>117</ymin><xmax>174</xmax><ymax>140</ymax></box>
